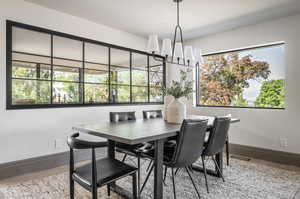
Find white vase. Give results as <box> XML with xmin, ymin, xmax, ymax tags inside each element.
<box><xmin>163</xmin><ymin>96</ymin><xmax>174</xmax><ymax>121</ymax></box>
<box><xmin>167</xmin><ymin>98</ymin><xmax>186</xmax><ymax>124</ymax></box>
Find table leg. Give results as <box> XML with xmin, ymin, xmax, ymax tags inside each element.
<box><xmin>215</xmin><ymin>151</ymin><xmax>223</xmax><ymax>177</ymax></box>
<box><xmin>154</xmin><ymin>139</ymin><xmax>164</xmax><ymax>199</ymax></box>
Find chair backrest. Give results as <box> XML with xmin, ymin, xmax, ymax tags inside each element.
<box><xmin>143</xmin><ymin>110</ymin><xmax>163</xmax><ymax>119</ymax></box>
<box><xmin>169</xmin><ymin>119</ymin><xmax>208</xmax><ymax>167</ymax></box>
<box><xmin>202</xmin><ymin>117</ymin><xmax>231</xmax><ymax>156</ymax></box>
<box><xmin>67</xmin><ymin>133</ymin><xmax>107</xmax><ymax>149</ymax></box>
<box><xmin>110</xmin><ymin>111</ymin><xmax>136</xmax><ymax>122</ymax></box>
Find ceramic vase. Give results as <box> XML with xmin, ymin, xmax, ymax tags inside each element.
<box><xmin>163</xmin><ymin>96</ymin><xmax>174</xmax><ymax>120</ymax></box>
<box><xmin>166</xmin><ymin>98</ymin><xmax>186</xmax><ymax>124</ymax></box>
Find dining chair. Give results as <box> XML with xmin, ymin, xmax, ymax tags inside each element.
<box><xmin>142</xmin><ymin>110</ymin><xmax>162</xmax><ymax>171</ymax></box>
<box><xmin>142</xmin><ymin>110</ymin><xmax>163</xmax><ymax>119</ymax></box>
<box><xmin>109</xmin><ymin>111</ymin><xmax>151</xmax><ymax>197</ymax></box>
<box><xmin>226</xmin><ymin>134</ymin><xmax>230</xmax><ymax>166</ymax></box>
<box><xmin>141</xmin><ymin>119</ymin><xmax>208</xmax><ymax>199</ymax></box>
<box><xmin>224</xmin><ymin>114</ymin><xmax>232</xmax><ymax>166</ymax></box>
<box><xmin>201</xmin><ymin>117</ymin><xmax>231</xmax><ymax>193</ymax></box>
<box><xmin>142</xmin><ymin>109</ymin><xmax>177</xmax><ymax>175</ymax></box>
<box><xmin>109</xmin><ymin>111</ymin><xmax>143</xmax><ymax>163</ymax></box>
<box><xmin>67</xmin><ymin>133</ymin><xmax>137</xmax><ymax>199</ymax></box>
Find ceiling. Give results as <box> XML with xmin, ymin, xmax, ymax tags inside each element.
<box><xmin>25</xmin><ymin>0</ymin><xmax>300</xmax><ymax>40</ymax></box>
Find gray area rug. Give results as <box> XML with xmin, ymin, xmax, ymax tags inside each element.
<box><xmin>0</xmin><ymin>156</ymin><xmax>299</xmax><ymax>199</ymax></box>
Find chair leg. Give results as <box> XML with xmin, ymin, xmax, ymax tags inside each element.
<box><xmin>175</xmin><ymin>168</ymin><xmax>180</xmax><ymax>175</ymax></box>
<box><xmin>163</xmin><ymin>166</ymin><xmax>168</xmax><ymax>183</ymax></box>
<box><xmin>226</xmin><ymin>139</ymin><xmax>229</xmax><ymax>166</ymax></box>
<box><xmin>146</xmin><ymin>160</ymin><xmax>153</xmax><ymax>172</ymax></box>
<box><xmin>137</xmin><ymin>156</ymin><xmax>141</xmax><ymax>197</ymax></box>
<box><xmin>107</xmin><ymin>184</ymin><xmax>111</xmax><ymax>196</ymax></box>
<box><xmin>140</xmin><ymin>163</ymin><xmax>154</xmax><ymax>193</ymax></box>
<box><xmin>185</xmin><ymin>167</ymin><xmax>201</xmax><ymax>199</ymax></box>
<box><xmin>212</xmin><ymin>156</ymin><xmax>225</xmax><ymax>182</ymax></box>
<box><xmin>171</xmin><ymin>168</ymin><xmax>177</xmax><ymax>199</ymax></box>
<box><xmin>189</xmin><ymin>165</ymin><xmax>194</xmax><ymax>173</ymax></box>
<box><xmin>92</xmin><ymin>185</ymin><xmax>98</xmax><ymax>199</ymax></box>
<box><xmin>69</xmin><ymin>177</ymin><xmax>74</xmax><ymax>199</ymax></box>
<box><xmin>201</xmin><ymin>156</ymin><xmax>209</xmax><ymax>193</ymax></box>
<box><xmin>132</xmin><ymin>173</ymin><xmax>138</xmax><ymax>199</ymax></box>
<box><xmin>122</xmin><ymin>154</ymin><xmax>127</xmax><ymax>162</ymax></box>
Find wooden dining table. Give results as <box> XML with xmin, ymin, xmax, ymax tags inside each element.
<box><xmin>73</xmin><ymin>115</ymin><xmax>240</xmax><ymax>199</ymax></box>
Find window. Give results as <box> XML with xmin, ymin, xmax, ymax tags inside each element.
<box><xmin>7</xmin><ymin>21</ymin><xmax>165</xmax><ymax>109</ymax></box>
<box><xmin>197</xmin><ymin>43</ymin><xmax>285</xmax><ymax>109</ymax></box>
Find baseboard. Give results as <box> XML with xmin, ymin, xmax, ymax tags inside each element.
<box><xmin>229</xmin><ymin>143</ymin><xmax>300</xmax><ymax>167</ymax></box>
<box><xmin>0</xmin><ymin>148</ymin><xmax>105</xmax><ymax>180</ymax></box>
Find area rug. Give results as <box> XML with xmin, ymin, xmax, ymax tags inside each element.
<box><xmin>0</xmin><ymin>157</ymin><xmax>299</xmax><ymax>199</ymax></box>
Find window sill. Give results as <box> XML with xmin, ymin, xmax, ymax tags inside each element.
<box><xmin>196</xmin><ymin>104</ymin><xmax>285</xmax><ymax>110</ymax></box>
<box><xmin>6</xmin><ymin>102</ymin><xmax>164</xmax><ymax>110</ymax></box>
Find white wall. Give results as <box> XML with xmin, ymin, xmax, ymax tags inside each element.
<box><xmin>185</xmin><ymin>14</ymin><xmax>300</xmax><ymax>154</ymax></box>
<box><xmin>0</xmin><ymin>0</ymin><xmax>162</xmax><ymax>164</ymax></box>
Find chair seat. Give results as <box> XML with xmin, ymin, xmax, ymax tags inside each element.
<box><xmin>73</xmin><ymin>157</ymin><xmax>137</xmax><ymax>188</ymax></box>
<box><xmin>143</xmin><ymin>144</ymin><xmax>175</xmax><ymax>163</ymax></box>
<box><xmin>116</xmin><ymin>142</ymin><xmax>154</xmax><ymax>156</ymax></box>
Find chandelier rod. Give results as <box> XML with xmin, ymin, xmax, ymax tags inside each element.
<box><xmin>172</xmin><ymin>0</ymin><xmax>186</xmax><ymax>65</ymax></box>
<box><xmin>177</xmin><ymin>0</ymin><xmax>180</xmax><ymax>26</ymax></box>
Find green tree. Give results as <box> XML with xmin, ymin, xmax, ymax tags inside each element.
<box><xmin>254</xmin><ymin>79</ymin><xmax>285</xmax><ymax>108</ymax></box>
<box><xmin>233</xmin><ymin>93</ymin><xmax>248</xmax><ymax>107</ymax></box>
<box><xmin>200</xmin><ymin>53</ymin><xmax>270</xmax><ymax>106</ymax></box>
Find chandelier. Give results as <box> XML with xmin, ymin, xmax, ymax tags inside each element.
<box><xmin>146</xmin><ymin>0</ymin><xmax>203</xmax><ymax>67</ymax></box>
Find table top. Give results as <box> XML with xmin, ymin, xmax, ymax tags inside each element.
<box><xmin>73</xmin><ymin>115</ymin><xmax>240</xmax><ymax>145</ymax></box>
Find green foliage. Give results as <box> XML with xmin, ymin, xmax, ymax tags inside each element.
<box><xmin>165</xmin><ymin>69</ymin><xmax>194</xmax><ymax>99</ymax></box>
<box><xmin>200</xmin><ymin>53</ymin><xmax>271</xmax><ymax>106</ymax></box>
<box><xmin>254</xmin><ymin>79</ymin><xmax>285</xmax><ymax>108</ymax></box>
<box><xmin>233</xmin><ymin>94</ymin><xmax>248</xmax><ymax>107</ymax></box>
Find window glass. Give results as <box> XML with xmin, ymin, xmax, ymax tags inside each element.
<box><xmin>12</xmin><ymin>79</ymin><xmax>51</xmax><ymax>105</ymax></box>
<box><xmin>198</xmin><ymin>44</ymin><xmax>285</xmax><ymax>108</ymax></box>
<box><xmin>52</xmin><ymin>82</ymin><xmax>81</xmax><ymax>104</ymax></box>
<box><xmin>84</xmin><ymin>83</ymin><xmax>108</xmax><ymax>103</ymax></box>
<box><xmin>8</xmin><ymin>22</ymin><xmax>165</xmax><ymax>108</ymax></box>
<box><xmin>12</xmin><ymin>27</ymin><xmax>51</xmax><ymax>56</ymax></box>
<box><xmin>53</xmin><ymin>36</ymin><xmax>82</xmax><ymax>60</ymax></box>
<box><xmin>132</xmin><ymin>86</ymin><xmax>148</xmax><ymax>102</ymax></box>
<box><xmin>111</xmin><ymin>85</ymin><xmax>130</xmax><ymax>103</ymax></box>
<box><xmin>132</xmin><ymin>53</ymin><xmax>148</xmax><ymax>86</ymax></box>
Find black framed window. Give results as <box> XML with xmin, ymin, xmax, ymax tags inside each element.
<box><xmin>196</xmin><ymin>43</ymin><xmax>285</xmax><ymax>109</ymax></box>
<box><xmin>6</xmin><ymin>21</ymin><xmax>166</xmax><ymax>109</ymax></box>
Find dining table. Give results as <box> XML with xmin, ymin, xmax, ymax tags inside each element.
<box><xmin>72</xmin><ymin>115</ymin><xmax>240</xmax><ymax>199</ymax></box>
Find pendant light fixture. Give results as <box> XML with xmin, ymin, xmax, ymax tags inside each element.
<box><xmin>147</xmin><ymin>0</ymin><xmax>203</xmax><ymax>67</ymax></box>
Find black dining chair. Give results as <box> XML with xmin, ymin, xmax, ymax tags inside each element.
<box><xmin>226</xmin><ymin>134</ymin><xmax>230</xmax><ymax>166</ymax></box>
<box><xmin>142</xmin><ymin>110</ymin><xmax>163</xmax><ymax>119</ymax></box>
<box><xmin>109</xmin><ymin>111</ymin><xmax>142</xmax><ymax>161</ymax></box>
<box><xmin>201</xmin><ymin>117</ymin><xmax>231</xmax><ymax>193</ymax></box>
<box><xmin>142</xmin><ymin>110</ymin><xmax>163</xmax><ymax>171</ymax></box>
<box><xmin>142</xmin><ymin>110</ymin><xmax>177</xmax><ymax>175</ymax></box>
<box><xmin>110</xmin><ymin>111</ymin><xmax>151</xmax><ymax>197</ymax></box>
<box><xmin>67</xmin><ymin>133</ymin><xmax>137</xmax><ymax>199</ymax></box>
<box><xmin>141</xmin><ymin>119</ymin><xmax>208</xmax><ymax>199</ymax></box>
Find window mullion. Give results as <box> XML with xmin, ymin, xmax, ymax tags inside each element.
<box><xmin>130</xmin><ymin>52</ymin><xmax>132</xmax><ymax>103</ymax></box>
<box><xmin>81</xmin><ymin>41</ymin><xmax>85</xmax><ymax>104</ymax></box>
<box><xmin>147</xmin><ymin>55</ymin><xmax>150</xmax><ymax>103</ymax></box>
<box><xmin>50</xmin><ymin>34</ymin><xmax>53</xmax><ymax>104</ymax></box>
<box><xmin>108</xmin><ymin>47</ymin><xmax>111</xmax><ymax>103</ymax></box>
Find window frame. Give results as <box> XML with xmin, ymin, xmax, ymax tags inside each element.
<box><xmin>196</xmin><ymin>42</ymin><xmax>286</xmax><ymax>110</ymax></box>
<box><xmin>6</xmin><ymin>20</ymin><xmax>166</xmax><ymax>110</ymax></box>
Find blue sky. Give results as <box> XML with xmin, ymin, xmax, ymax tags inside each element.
<box><xmin>239</xmin><ymin>45</ymin><xmax>285</xmax><ymax>103</ymax></box>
